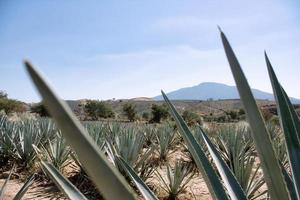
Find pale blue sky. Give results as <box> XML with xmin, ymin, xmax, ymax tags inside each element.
<box><xmin>0</xmin><ymin>0</ymin><xmax>299</xmax><ymax>102</ymax></box>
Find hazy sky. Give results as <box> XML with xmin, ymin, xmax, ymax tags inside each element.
<box><xmin>0</xmin><ymin>0</ymin><xmax>299</xmax><ymax>102</ymax></box>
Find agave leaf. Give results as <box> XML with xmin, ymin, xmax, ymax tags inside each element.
<box><xmin>220</xmin><ymin>30</ymin><xmax>289</xmax><ymax>200</ymax></box>
<box><xmin>161</xmin><ymin>91</ymin><xmax>229</xmax><ymax>200</ymax></box>
<box><xmin>0</xmin><ymin>165</ymin><xmax>14</xmax><ymax>200</ymax></box>
<box><xmin>265</xmin><ymin>53</ymin><xmax>300</xmax><ymax>199</ymax></box>
<box><xmin>280</xmin><ymin>85</ymin><xmax>300</xmax><ymax>140</ymax></box>
<box><xmin>41</xmin><ymin>161</ymin><xmax>88</xmax><ymax>200</ymax></box>
<box><xmin>116</xmin><ymin>156</ymin><xmax>159</xmax><ymax>200</ymax></box>
<box><xmin>280</xmin><ymin>163</ymin><xmax>297</xmax><ymax>200</ymax></box>
<box><xmin>199</xmin><ymin>127</ymin><xmax>248</xmax><ymax>200</ymax></box>
<box><xmin>13</xmin><ymin>174</ymin><xmax>35</xmax><ymax>200</ymax></box>
<box><xmin>24</xmin><ymin>61</ymin><xmax>136</xmax><ymax>200</ymax></box>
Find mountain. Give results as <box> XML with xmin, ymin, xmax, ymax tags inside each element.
<box><xmin>154</xmin><ymin>82</ymin><xmax>300</xmax><ymax>104</ymax></box>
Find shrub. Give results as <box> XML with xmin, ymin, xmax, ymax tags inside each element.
<box><xmin>0</xmin><ymin>90</ymin><xmax>8</xmax><ymax>99</ymax></box>
<box><xmin>122</xmin><ymin>103</ymin><xmax>137</xmax><ymax>121</ymax></box>
<box><xmin>150</xmin><ymin>103</ymin><xmax>169</xmax><ymax>123</ymax></box>
<box><xmin>142</xmin><ymin>111</ymin><xmax>150</xmax><ymax>121</ymax></box>
<box><xmin>182</xmin><ymin>110</ymin><xmax>202</xmax><ymax>126</ymax></box>
<box><xmin>31</xmin><ymin>103</ymin><xmax>50</xmax><ymax>117</ymax></box>
<box><xmin>228</xmin><ymin>110</ymin><xmax>238</xmax><ymax>120</ymax></box>
<box><xmin>238</xmin><ymin>108</ymin><xmax>245</xmax><ymax>115</ymax></box>
<box><xmin>84</xmin><ymin>100</ymin><xmax>115</xmax><ymax>120</ymax></box>
<box><xmin>0</xmin><ymin>98</ymin><xmax>26</xmax><ymax>114</ymax></box>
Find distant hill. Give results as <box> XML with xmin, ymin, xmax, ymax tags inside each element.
<box><xmin>154</xmin><ymin>82</ymin><xmax>300</xmax><ymax>104</ymax></box>
<box><xmin>130</xmin><ymin>97</ymin><xmax>154</xmax><ymax>101</ymax></box>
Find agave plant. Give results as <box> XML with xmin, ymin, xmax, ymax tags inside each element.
<box><xmin>155</xmin><ymin>160</ymin><xmax>195</xmax><ymax>200</ymax></box>
<box><xmin>155</xmin><ymin>124</ymin><xmax>176</xmax><ymax>162</ymax></box>
<box><xmin>0</xmin><ymin>118</ymin><xmax>57</xmax><ymax>166</ymax></box>
<box><xmin>143</xmin><ymin>124</ymin><xmax>157</xmax><ymax>147</ymax></box>
<box><xmin>85</xmin><ymin>121</ymin><xmax>106</xmax><ymax>148</ymax></box>
<box><xmin>36</xmin><ymin>118</ymin><xmax>58</xmax><ymax>144</ymax></box>
<box><xmin>0</xmin><ymin>115</ymin><xmax>17</xmax><ymax>164</ymax></box>
<box><xmin>34</xmin><ymin>132</ymin><xmax>72</xmax><ymax>172</ymax></box>
<box><xmin>12</xmin><ymin>120</ymin><xmax>45</xmax><ymax>166</ymax></box>
<box><xmin>105</xmin><ymin>126</ymin><xmax>156</xmax><ymax>181</ymax></box>
<box><xmin>212</xmin><ymin>124</ymin><xmax>267</xmax><ymax>199</ymax></box>
<box><xmin>266</xmin><ymin>123</ymin><xmax>288</xmax><ymax>165</ymax></box>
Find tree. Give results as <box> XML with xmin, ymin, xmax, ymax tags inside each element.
<box><xmin>0</xmin><ymin>98</ymin><xmax>26</xmax><ymax>114</ymax></box>
<box><xmin>0</xmin><ymin>90</ymin><xmax>7</xmax><ymax>99</ymax></box>
<box><xmin>228</xmin><ymin>110</ymin><xmax>238</xmax><ymax>121</ymax></box>
<box><xmin>122</xmin><ymin>103</ymin><xmax>137</xmax><ymax>121</ymax></box>
<box><xmin>84</xmin><ymin>100</ymin><xmax>115</xmax><ymax>120</ymax></box>
<box><xmin>142</xmin><ymin>112</ymin><xmax>150</xmax><ymax>121</ymax></box>
<box><xmin>31</xmin><ymin>103</ymin><xmax>50</xmax><ymax>117</ymax></box>
<box><xmin>0</xmin><ymin>91</ymin><xmax>26</xmax><ymax>114</ymax></box>
<box><xmin>182</xmin><ymin>110</ymin><xmax>202</xmax><ymax>126</ymax></box>
<box><xmin>150</xmin><ymin>103</ymin><xmax>169</xmax><ymax>123</ymax></box>
<box><xmin>238</xmin><ymin>108</ymin><xmax>245</xmax><ymax>115</ymax></box>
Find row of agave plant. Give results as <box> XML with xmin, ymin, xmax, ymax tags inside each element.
<box><xmin>2</xmin><ymin>29</ymin><xmax>299</xmax><ymax>200</ymax></box>
<box><xmin>1</xmin><ymin>113</ymin><xmax>275</xmax><ymax>199</ymax></box>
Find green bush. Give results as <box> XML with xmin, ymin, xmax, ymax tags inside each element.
<box><xmin>0</xmin><ymin>90</ymin><xmax>8</xmax><ymax>99</ymax></box>
<box><xmin>31</xmin><ymin>103</ymin><xmax>50</xmax><ymax>117</ymax></box>
<box><xmin>0</xmin><ymin>98</ymin><xmax>26</xmax><ymax>114</ymax></box>
<box><xmin>84</xmin><ymin>100</ymin><xmax>115</xmax><ymax>120</ymax></box>
<box><xmin>122</xmin><ymin>103</ymin><xmax>137</xmax><ymax>121</ymax></box>
<box><xmin>238</xmin><ymin>108</ymin><xmax>245</xmax><ymax>115</ymax></box>
<box><xmin>150</xmin><ymin>103</ymin><xmax>169</xmax><ymax>123</ymax></box>
<box><xmin>142</xmin><ymin>111</ymin><xmax>150</xmax><ymax>121</ymax></box>
<box><xmin>228</xmin><ymin>110</ymin><xmax>238</xmax><ymax>120</ymax></box>
<box><xmin>182</xmin><ymin>110</ymin><xmax>202</xmax><ymax>126</ymax></box>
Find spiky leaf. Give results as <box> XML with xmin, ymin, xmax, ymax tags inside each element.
<box><xmin>220</xmin><ymin>30</ymin><xmax>289</xmax><ymax>200</ymax></box>
<box><xmin>13</xmin><ymin>174</ymin><xmax>35</xmax><ymax>200</ymax></box>
<box><xmin>162</xmin><ymin>91</ymin><xmax>229</xmax><ymax>200</ymax></box>
<box><xmin>199</xmin><ymin>127</ymin><xmax>248</xmax><ymax>200</ymax></box>
<box><xmin>24</xmin><ymin>61</ymin><xmax>136</xmax><ymax>200</ymax></box>
<box><xmin>265</xmin><ymin>53</ymin><xmax>300</xmax><ymax>199</ymax></box>
<box><xmin>117</xmin><ymin>156</ymin><xmax>158</xmax><ymax>200</ymax></box>
<box><xmin>41</xmin><ymin>161</ymin><xmax>88</xmax><ymax>200</ymax></box>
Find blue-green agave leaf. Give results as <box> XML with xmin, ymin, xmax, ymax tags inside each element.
<box><xmin>220</xmin><ymin>30</ymin><xmax>289</xmax><ymax>200</ymax></box>
<box><xmin>162</xmin><ymin>91</ymin><xmax>229</xmax><ymax>200</ymax></box>
<box><xmin>280</xmin><ymin>163</ymin><xmax>297</xmax><ymax>200</ymax></box>
<box><xmin>265</xmin><ymin>52</ymin><xmax>300</xmax><ymax>199</ymax></box>
<box><xmin>199</xmin><ymin>127</ymin><xmax>248</xmax><ymax>200</ymax></box>
<box><xmin>0</xmin><ymin>165</ymin><xmax>14</xmax><ymax>200</ymax></box>
<box><xmin>116</xmin><ymin>156</ymin><xmax>159</xmax><ymax>200</ymax></box>
<box><xmin>12</xmin><ymin>174</ymin><xmax>35</xmax><ymax>200</ymax></box>
<box><xmin>41</xmin><ymin>161</ymin><xmax>88</xmax><ymax>200</ymax></box>
<box><xmin>24</xmin><ymin>61</ymin><xmax>136</xmax><ymax>200</ymax></box>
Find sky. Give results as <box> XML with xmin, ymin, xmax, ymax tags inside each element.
<box><xmin>0</xmin><ymin>0</ymin><xmax>299</xmax><ymax>103</ymax></box>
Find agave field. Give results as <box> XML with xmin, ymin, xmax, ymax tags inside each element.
<box><xmin>1</xmin><ymin>30</ymin><xmax>300</xmax><ymax>200</ymax></box>
<box><xmin>0</xmin><ymin>111</ymin><xmax>273</xmax><ymax>199</ymax></box>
